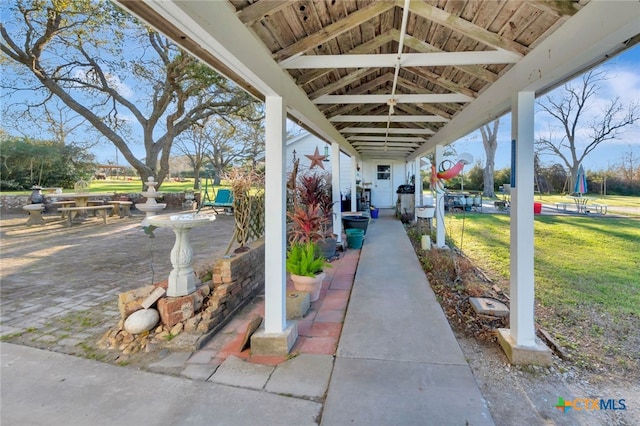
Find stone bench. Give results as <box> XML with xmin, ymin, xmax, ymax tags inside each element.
<box><xmin>49</xmin><ymin>200</ymin><xmax>76</xmax><ymax>218</ymax></box>
<box><xmin>57</xmin><ymin>205</ymin><xmax>113</xmax><ymax>226</ymax></box>
<box><xmin>87</xmin><ymin>199</ymin><xmax>105</xmax><ymax>216</ymax></box>
<box><xmin>108</xmin><ymin>201</ymin><xmax>133</xmax><ymax>218</ymax></box>
<box><xmin>23</xmin><ymin>204</ymin><xmax>45</xmax><ymax>226</ymax></box>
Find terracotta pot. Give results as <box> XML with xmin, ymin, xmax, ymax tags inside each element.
<box><xmin>290</xmin><ymin>272</ymin><xmax>325</xmax><ymax>302</ymax></box>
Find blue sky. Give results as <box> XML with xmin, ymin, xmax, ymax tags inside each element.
<box><xmin>96</xmin><ymin>43</ymin><xmax>638</xmax><ymax>172</ymax></box>
<box><xmin>450</xmin><ymin>45</ymin><xmax>640</xmax><ymax>172</ymax></box>
<box><xmin>3</xmin><ymin>6</ymin><xmax>637</xmax><ymax>172</ymax></box>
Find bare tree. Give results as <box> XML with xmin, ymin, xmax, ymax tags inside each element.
<box><xmin>535</xmin><ymin>70</ymin><xmax>638</xmax><ymax>190</ymax></box>
<box><xmin>618</xmin><ymin>145</ymin><xmax>638</xmax><ymax>183</ymax></box>
<box><xmin>479</xmin><ymin>119</ymin><xmax>499</xmax><ymax>197</ymax></box>
<box><xmin>173</xmin><ymin>124</ymin><xmax>214</xmax><ymax>190</ymax></box>
<box><xmin>205</xmin><ymin>117</ymin><xmax>264</xmax><ymax>184</ymax></box>
<box><xmin>0</xmin><ymin>0</ymin><xmax>259</xmax><ymax>188</ymax></box>
<box><xmin>3</xmin><ymin>100</ymin><xmax>90</xmax><ymax>146</ymax></box>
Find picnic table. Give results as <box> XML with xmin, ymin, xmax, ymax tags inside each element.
<box><xmin>566</xmin><ymin>196</ymin><xmax>607</xmax><ymax>216</ymax></box>
<box><xmin>569</xmin><ymin>196</ymin><xmax>589</xmax><ymax>214</ymax></box>
<box><xmin>44</xmin><ymin>192</ymin><xmax>114</xmax><ymax>225</ymax></box>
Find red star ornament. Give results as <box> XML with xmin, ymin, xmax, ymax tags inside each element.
<box><xmin>305</xmin><ymin>146</ymin><xmax>326</xmax><ymax>170</ymax></box>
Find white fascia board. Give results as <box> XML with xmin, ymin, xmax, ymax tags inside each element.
<box><xmin>347</xmin><ymin>136</ymin><xmax>426</xmax><ymax>142</ymax></box>
<box><xmin>331</xmin><ymin>115</ymin><xmax>449</xmax><ymax>123</ymax></box>
<box><xmin>341</xmin><ymin>127</ymin><xmax>435</xmax><ymax>135</ymax></box>
<box><xmin>314</xmin><ymin>94</ymin><xmax>472</xmax><ymax>104</ymax></box>
<box><xmin>132</xmin><ymin>0</ymin><xmax>358</xmax><ymax>157</ymax></box>
<box><xmin>352</xmin><ymin>142</ymin><xmax>421</xmax><ymax>148</ymax></box>
<box><xmin>408</xmin><ymin>0</ymin><xmax>640</xmax><ymax>160</ymax></box>
<box><xmin>280</xmin><ymin>51</ymin><xmax>520</xmax><ymax>69</ymax></box>
<box><xmin>358</xmin><ymin>149</ymin><xmax>411</xmax><ymax>154</ymax></box>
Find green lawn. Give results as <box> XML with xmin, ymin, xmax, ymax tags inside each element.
<box><xmin>90</xmin><ymin>180</ymin><xmax>198</xmax><ymax>193</ymax></box>
<box><xmin>444</xmin><ymin>213</ymin><xmax>640</xmax><ymax>316</ymax></box>
<box><xmin>534</xmin><ymin>194</ymin><xmax>640</xmax><ymax>217</ymax></box>
<box><xmin>2</xmin><ymin>179</ymin><xmax>231</xmax><ymax>195</ymax></box>
<box><xmin>534</xmin><ymin>193</ymin><xmax>640</xmax><ymax>208</ymax></box>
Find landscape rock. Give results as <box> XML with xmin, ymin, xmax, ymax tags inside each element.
<box><xmin>124</xmin><ymin>308</ymin><xmax>159</xmax><ymax>335</ymax></box>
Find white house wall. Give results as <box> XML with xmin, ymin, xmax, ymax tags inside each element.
<box><xmin>286</xmin><ymin>133</ymin><xmax>353</xmax><ymax>202</ymax></box>
<box><xmin>361</xmin><ymin>159</ymin><xmax>408</xmax><ymax>209</ymax></box>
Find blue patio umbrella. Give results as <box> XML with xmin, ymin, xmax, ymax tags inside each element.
<box><xmin>574</xmin><ymin>164</ymin><xmax>587</xmax><ymax>196</ymax></box>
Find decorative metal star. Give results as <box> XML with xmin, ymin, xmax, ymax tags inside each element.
<box><xmin>305</xmin><ymin>146</ymin><xmax>326</xmax><ymax>170</ymax></box>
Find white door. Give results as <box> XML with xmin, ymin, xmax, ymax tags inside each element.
<box><xmin>372</xmin><ymin>163</ymin><xmax>393</xmax><ymax>208</ymax></box>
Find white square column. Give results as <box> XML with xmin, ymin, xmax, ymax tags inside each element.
<box><xmin>252</xmin><ymin>95</ymin><xmax>297</xmax><ymax>355</ymax></box>
<box><xmin>434</xmin><ymin>145</ymin><xmax>446</xmax><ymax>248</ymax></box>
<box><xmin>414</xmin><ymin>157</ymin><xmax>423</xmax><ymax>219</ymax></box>
<box><xmin>331</xmin><ymin>142</ymin><xmax>343</xmax><ymax>242</ymax></box>
<box><xmin>497</xmin><ymin>91</ymin><xmax>551</xmax><ymax>365</ymax></box>
<box><xmin>351</xmin><ymin>156</ymin><xmax>358</xmax><ymax>212</ymax></box>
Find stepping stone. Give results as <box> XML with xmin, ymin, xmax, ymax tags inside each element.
<box><xmin>266</xmin><ymin>354</ymin><xmax>334</xmax><ymax>399</ymax></box>
<box><xmin>469</xmin><ymin>297</ymin><xmax>509</xmax><ymax>317</ymax></box>
<box><xmin>209</xmin><ymin>355</ymin><xmax>274</xmax><ymax>390</ymax></box>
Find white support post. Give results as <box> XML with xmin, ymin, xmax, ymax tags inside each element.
<box><xmin>510</xmin><ymin>91</ymin><xmax>536</xmax><ymax>347</ymax></box>
<box><xmin>351</xmin><ymin>156</ymin><xmax>358</xmax><ymax>212</ymax></box>
<box><xmin>435</xmin><ymin>145</ymin><xmax>446</xmax><ymax>248</ymax></box>
<box><xmin>331</xmin><ymin>142</ymin><xmax>342</xmax><ymax>242</ymax></box>
<box><xmin>497</xmin><ymin>91</ymin><xmax>551</xmax><ymax>365</ymax></box>
<box><xmin>414</xmin><ymin>158</ymin><xmax>422</xmax><ymax>220</ymax></box>
<box><xmin>263</xmin><ymin>96</ymin><xmax>287</xmax><ymax>334</ymax></box>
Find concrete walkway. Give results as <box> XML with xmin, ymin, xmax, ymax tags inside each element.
<box><xmin>1</xmin><ymin>208</ymin><xmax>493</xmax><ymax>425</ymax></box>
<box><xmin>322</xmin><ymin>209</ymin><xmax>493</xmax><ymax>425</ymax></box>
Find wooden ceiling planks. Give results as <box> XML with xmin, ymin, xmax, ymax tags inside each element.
<box><xmin>221</xmin><ymin>0</ymin><xmax>590</xmax><ymax>159</ymax></box>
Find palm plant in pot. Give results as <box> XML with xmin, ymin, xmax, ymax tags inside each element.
<box><xmin>286</xmin><ymin>241</ymin><xmax>330</xmax><ymax>302</ymax></box>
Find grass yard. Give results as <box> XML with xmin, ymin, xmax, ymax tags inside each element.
<box><xmin>536</xmin><ymin>194</ymin><xmax>640</xmax><ymax>217</ymax></box>
<box><xmin>2</xmin><ymin>179</ymin><xmax>231</xmax><ymax>195</ymax></box>
<box><xmin>445</xmin><ymin>214</ymin><xmax>640</xmax><ymax>315</ymax></box>
<box><xmin>443</xmin><ymin>212</ymin><xmax>640</xmax><ymax>374</ymax></box>
<box><xmin>89</xmin><ymin>180</ymin><xmax>196</xmax><ymax>193</ymax></box>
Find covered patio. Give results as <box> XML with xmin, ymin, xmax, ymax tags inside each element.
<box><xmin>115</xmin><ymin>0</ymin><xmax>640</xmax><ymax>362</ymax></box>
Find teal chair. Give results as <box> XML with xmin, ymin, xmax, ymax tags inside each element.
<box><xmin>200</xmin><ymin>188</ymin><xmax>234</xmax><ymax>213</ymax></box>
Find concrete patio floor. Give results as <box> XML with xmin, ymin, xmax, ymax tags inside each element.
<box><xmin>1</xmin><ymin>206</ymin><xmax>494</xmax><ymax>425</ymax></box>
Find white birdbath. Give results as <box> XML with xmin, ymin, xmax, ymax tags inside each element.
<box><xmin>146</xmin><ymin>213</ymin><xmax>216</xmax><ymax>297</ymax></box>
<box><xmin>136</xmin><ymin>177</ymin><xmax>167</xmax><ymax>217</ymax></box>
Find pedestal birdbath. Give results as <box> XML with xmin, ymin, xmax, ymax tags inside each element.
<box><xmin>145</xmin><ymin>213</ymin><xmax>216</xmax><ymax>297</ymax></box>
<box><xmin>136</xmin><ymin>177</ymin><xmax>167</xmax><ymax>218</ymax></box>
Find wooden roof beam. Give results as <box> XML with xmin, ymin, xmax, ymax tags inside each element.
<box><xmin>237</xmin><ymin>1</ymin><xmax>291</xmax><ymax>26</ymax></box>
<box><xmin>341</xmin><ymin>127</ymin><xmax>435</xmax><ymax>135</ymax></box>
<box><xmin>281</xmin><ymin>51</ymin><xmax>519</xmax><ymax>69</ymax></box>
<box><xmin>330</xmin><ymin>115</ymin><xmax>448</xmax><ymax>123</ymax></box>
<box><xmin>408</xmin><ymin>0</ymin><xmax>528</xmax><ymax>57</ymax></box>
<box><xmin>273</xmin><ymin>1</ymin><xmax>395</xmax><ymax>63</ymax></box>
<box><xmin>390</xmin><ymin>29</ymin><xmax>499</xmax><ymax>83</ymax></box>
<box><xmin>314</xmin><ymin>93</ymin><xmax>472</xmax><ymax>104</ymax></box>
<box><xmin>296</xmin><ymin>31</ymin><xmax>397</xmax><ymax>86</ymax></box>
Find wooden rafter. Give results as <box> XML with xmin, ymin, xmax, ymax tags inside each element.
<box><xmin>408</xmin><ymin>1</ymin><xmax>529</xmax><ymax>56</ymax></box>
<box><xmin>273</xmin><ymin>1</ymin><xmax>395</xmax><ymax>62</ymax></box>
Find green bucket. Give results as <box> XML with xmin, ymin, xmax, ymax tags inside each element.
<box><xmin>346</xmin><ymin>228</ymin><xmax>364</xmax><ymax>249</ymax></box>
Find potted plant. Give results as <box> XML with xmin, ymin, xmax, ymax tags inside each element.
<box><xmin>297</xmin><ymin>172</ymin><xmax>338</xmax><ymax>259</ymax></box>
<box><xmin>288</xmin><ymin>203</ymin><xmax>327</xmax><ymax>244</ymax></box>
<box><xmin>286</xmin><ymin>241</ymin><xmax>330</xmax><ymax>301</ymax></box>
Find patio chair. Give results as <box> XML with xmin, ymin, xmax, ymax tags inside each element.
<box><xmin>199</xmin><ymin>188</ymin><xmax>234</xmax><ymax>214</ymax></box>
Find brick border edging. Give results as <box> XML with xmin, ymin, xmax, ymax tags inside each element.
<box><xmin>192</xmin><ymin>239</ymin><xmax>266</xmax><ymax>350</ymax></box>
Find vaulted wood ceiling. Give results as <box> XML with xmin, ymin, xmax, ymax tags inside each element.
<box><xmin>116</xmin><ymin>0</ymin><xmax>639</xmax><ymax>161</ymax></box>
